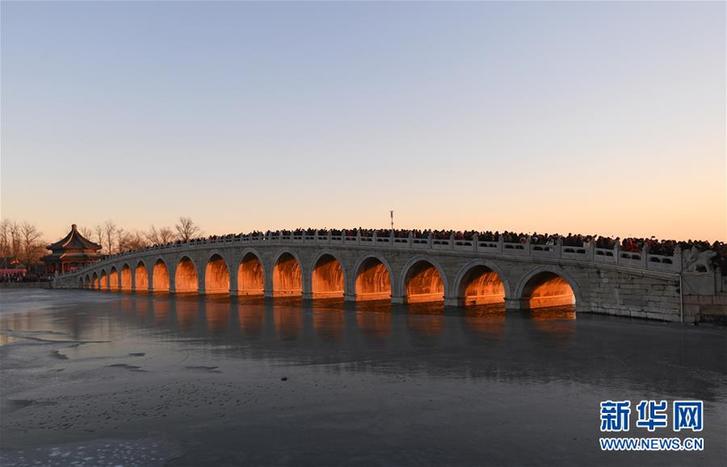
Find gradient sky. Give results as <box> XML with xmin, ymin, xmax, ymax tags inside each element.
<box><xmin>2</xmin><ymin>1</ymin><xmax>725</xmax><ymax>242</ymax></box>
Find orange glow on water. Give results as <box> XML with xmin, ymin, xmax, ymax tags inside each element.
<box><xmin>312</xmin><ymin>308</ymin><xmax>344</xmax><ymax>341</ymax></box>
<box><xmin>135</xmin><ymin>262</ymin><xmax>148</xmax><ymax>291</ymax></box>
<box><xmin>525</xmin><ymin>273</ymin><xmax>575</xmax><ymax>309</ymax></box>
<box><xmin>405</xmin><ymin>261</ymin><xmax>444</xmax><ymax>303</ymax></box>
<box><xmin>462</xmin><ymin>267</ymin><xmax>505</xmax><ymax>305</ymax></box>
<box><xmin>205</xmin><ymin>301</ymin><xmax>230</xmax><ymax>333</ymax></box>
<box><xmin>355</xmin><ymin>258</ymin><xmax>391</xmax><ymax>301</ymax></box>
<box><xmin>312</xmin><ymin>255</ymin><xmax>344</xmax><ymax>298</ymax></box>
<box><xmin>152</xmin><ymin>260</ymin><xmax>169</xmax><ymax>292</ymax></box>
<box><xmin>272</xmin><ymin>253</ymin><xmax>302</xmax><ymax>296</ymax></box>
<box><xmin>205</xmin><ymin>255</ymin><xmax>230</xmax><ymax>294</ymax></box>
<box><xmin>238</xmin><ymin>304</ymin><xmax>264</xmax><ymax>337</ymax></box>
<box><xmin>238</xmin><ymin>253</ymin><xmax>264</xmax><ymax>296</ymax></box>
<box><xmin>175</xmin><ymin>300</ymin><xmax>198</xmax><ymax>330</ymax></box>
<box><xmin>274</xmin><ymin>306</ymin><xmax>302</xmax><ymax>339</ymax></box>
<box><xmin>120</xmin><ymin>265</ymin><xmax>132</xmax><ymax>291</ymax></box>
<box><xmin>356</xmin><ymin>309</ymin><xmax>392</xmax><ymax>338</ymax></box>
<box><xmin>464</xmin><ymin>305</ymin><xmax>506</xmax><ymax>338</ymax></box>
<box><xmin>109</xmin><ymin>269</ymin><xmax>120</xmax><ymax>291</ymax></box>
<box><xmin>175</xmin><ymin>257</ymin><xmax>198</xmax><ymax>293</ymax></box>
<box><xmin>407</xmin><ymin>308</ymin><xmax>445</xmax><ymax>336</ymax></box>
<box><xmin>153</xmin><ymin>300</ymin><xmax>169</xmax><ymax>323</ymax></box>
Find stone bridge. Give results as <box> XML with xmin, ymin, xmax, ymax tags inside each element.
<box><xmin>52</xmin><ymin>231</ymin><xmax>724</xmax><ymax>323</ymax></box>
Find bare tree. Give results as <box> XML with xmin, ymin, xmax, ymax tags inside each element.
<box><xmin>103</xmin><ymin>220</ymin><xmax>117</xmax><ymax>254</ymax></box>
<box><xmin>9</xmin><ymin>221</ymin><xmax>21</xmax><ymax>259</ymax></box>
<box><xmin>175</xmin><ymin>217</ymin><xmax>201</xmax><ymax>242</ymax></box>
<box><xmin>119</xmin><ymin>231</ymin><xmax>148</xmax><ymax>252</ymax></box>
<box><xmin>95</xmin><ymin>225</ymin><xmax>105</xmax><ymax>253</ymax></box>
<box><xmin>0</xmin><ymin>220</ymin><xmax>10</xmax><ymax>261</ymax></box>
<box><xmin>158</xmin><ymin>226</ymin><xmax>175</xmax><ymax>243</ymax></box>
<box><xmin>115</xmin><ymin>227</ymin><xmax>126</xmax><ymax>254</ymax></box>
<box><xmin>19</xmin><ymin>222</ymin><xmax>44</xmax><ymax>268</ymax></box>
<box><xmin>79</xmin><ymin>226</ymin><xmax>94</xmax><ymax>240</ymax></box>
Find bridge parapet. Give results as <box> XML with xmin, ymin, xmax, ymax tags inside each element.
<box><xmin>61</xmin><ymin>230</ymin><xmax>688</xmax><ymax>278</ymax></box>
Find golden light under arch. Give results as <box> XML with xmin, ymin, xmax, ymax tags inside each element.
<box><xmin>355</xmin><ymin>257</ymin><xmax>391</xmax><ymax>301</ymax></box>
<box><xmin>459</xmin><ymin>265</ymin><xmax>506</xmax><ymax>306</ymax></box>
<box><xmin>311</xmin><ymin>254</ymin><xmax>344</xmax><ymax>298</ymax></box>
<box><xmin>135</xmin><ymin>262</ymin><xmax>149</xmax><ymax>291</ymax></box>
<box><xmin>238</xmin><ymin>252</ymin><xmax>264</xmax><ymax>295</ymax></box>
<box><xmin>205</xmin><ymin>254</ymin><xmax>230</xmax><ymax>294</ymax></box>
<box><xmin>405</xmin><ymin>260</ymin><xmax>445</xmax><ymax>304</ymax></box>
<box><xmin>120</xmin><ymin>264</ymin><xmax>132</xmax><ymax>291</ymax></box>
<box><xmin>152</xmin><ymin>260</ymin><xmax>170</xmax><ymax>292</ymax></box>
<box><xmin>109</xmin><ymin>267</ymin><xmax>120</xmax><ymax>291</ymax></box>
<box><xmin>522</xmin><ymin>271</ymin><xmax>576</xmax><ymax>309</ymax></box>
<box><xmin>175</xmin><ymin>257</ymin><xmax>198</xmax><ymax>293</ymax></box>
<box><xmin>272</xmin><ymin>252</ymin><xmax>301</xmax><ymax>297</ymax></box>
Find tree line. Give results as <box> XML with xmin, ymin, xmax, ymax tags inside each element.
<box><xmin>0</xmin><ymin>217</ymin><xmax>202</xmax><ymax>268</ymax></box>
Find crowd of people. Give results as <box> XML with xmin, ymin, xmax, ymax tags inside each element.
<box><xmin>91</xmin><ymin>227</ymin><xmax>727</xmax><ymax>273</ymax></box>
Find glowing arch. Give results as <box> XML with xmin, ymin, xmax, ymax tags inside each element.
<box><xmin>175</xmin><ymin>256</ymin><xmax>198</xmax><ymax>293</ymax></box>
<box><xmin>120</xmin><ymin>264</ymin><xmax>132</xmax><ymax>291</ymax></box>
<box><xmin>454</xmin><ymin>260</ymin><xmax>509</xmax><ymax>306</ymax></box>
<box><xmin>205</xmin><ymin>253</ymin><xmax>230</xmax><ymax>294</ymax></box>
<box><xmin>353</xmin><ymin>255</ymin><xmax>392</xmax><ymax>301</ymax></box>
<box><xmin>152</xmin><ymin>259</ymin><xmax>170</xmax><ymax>292</ymax></box>
<box><xmin>515</xmin><ymin>267</ymin><xmax>579</xmax><ymax>310</ymax></box>
<box><xmin>109</xmin><ymin>267</ymin><xmax>120</xmax><ymax>291</ymax></box>
<box><xmin>400</xmin><ymin>257</ymin><xmax>447</xmax><ymax>304</ymax></box>
<box><xmin>311</xmin><ymin>252</ymin><xmax>345</xmax><ymax>298</ymax></box>
<box><xmin>238</xmin><ymin>251</ymin><xmax>264</xmax><ymax>295</ymax></box>
<box><xmin>272</xmin><ymin>251</ymin><xmax>302</xmax><ymax>297</ymax></box>
<box><xmin>134</xmin><ymin>261</ymin><xmax>149</xmax><ymax>292</ymax></box>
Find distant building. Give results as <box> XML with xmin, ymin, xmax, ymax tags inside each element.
<box><xmin>43</xmin><ymin>224</ymin><xmax>102</xmax><ymax>274</ymax></box>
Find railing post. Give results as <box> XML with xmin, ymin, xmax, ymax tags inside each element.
<box><xmin>427</xmin><ymin>233</ymin><xmax>432</xmax><ymax>249</ymax></box>
<box><xmin>473</xmin><ymin>233</ymin><xmax>479</xmax><ymax>252</ymax></box>
<box><xmin>641</xmin><ymin>245</ymin><xmax>648</xmax><ymax>269</ymax></box>
<box><xmin>673</xmin><ymin>246</ymin><xmax>682</xmax><ymax>272</ymax></box>
<box><xmin>450</xmin><ymin>233</ymin><xmax>455</xmax><ymax>250</ymax></box>
<box><xmin>555</xmin><ymin>236</ymin><xmax>562</xmax><ymax>258</ymax></box>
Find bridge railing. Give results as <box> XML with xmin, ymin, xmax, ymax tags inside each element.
<box><xmin>62</xmin><ymin>230</ymin><xmax>684</xmax><ymax>279</ymax></box>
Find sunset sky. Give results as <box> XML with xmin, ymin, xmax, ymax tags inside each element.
<box><xmin>2</xmin><ymin>1</ymin><xmax>725</xmax><ymax>242</ymax></box>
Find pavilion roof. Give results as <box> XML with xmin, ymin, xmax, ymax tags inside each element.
<box><xmin>47</xmin><ymin>224</ymin><xmax>102</xmax><ymax>252</ymax></box>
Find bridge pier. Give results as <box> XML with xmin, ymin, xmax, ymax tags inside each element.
<box><xmin>505</xmin><ymin>298</ymin><xmax>528</xmax><ymax>310</ymax></box>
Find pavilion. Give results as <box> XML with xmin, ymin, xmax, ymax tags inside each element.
<box><xmin>43</xmin><ymin>224</ymin><xmax>102</xmax><ymax>274</ymax></box>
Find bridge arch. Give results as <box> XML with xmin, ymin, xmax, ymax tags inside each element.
<box><xmin>79</xmin><ymin>276</ymin><xmax>85</xmax><ymax>288</ymax></box>
<box><xmin>99</xmin><ymin>269</ymin><xmax>108</xmax><ymax>290</ymax></box>
<box><xmin>109</xmin><ymin>266</ymin><xmax>120</xmax><ymax>291</ymax></box>
<box><xmin>92</xmin><ymin>272</ymin><xmax>99</xmax><ymax>289</ymax></box>
<box><xmin>134</xmin><ymin>260</ymin><xmax>149</xmax><ymax>292</ymax></box>
<box><xmin>310</xmin><ymin>251</ymin><xmax>345</xmax><ymax>298</ymax></box>
<box><xmin>272</xmin><ymin>250</ymin><xmax>302</xmax><ymax>297</ymax></box>
<box><xmin>399</xmin><ymin>256</ymin><xmax>448</xmax><ymax>304</ymax></box>
<box><xmin>353</xmin><ymin>254</ymin><xmax>393</xmax><ymax>301</ymax></box>
<box><xmin>120</xmin><ymin>263</ymin><xmax>132</xmax><ymax>291</ymax></box>
<box><xmin>238</xmin><ymin>250</ymin><xmax>264</xmax><ymax>295</ymax></box>
<box><xmin>205</xmin><ymin>252</ymin><xmax>230</xmax><ymax>294</ymax></box>
<box><xmin>175</xmin><ymin>256</ymin><xmax>199</xmax><ymax>293</ymax></box>
<box><xmin>84</xmin><ymin>274</ymin><xmax>91</xmax><ymax>289</ymax></box>
<box><xmin>152</xmin><ymin>258</ymin><xmax>170</xmax><ymax>292</ymax></box>
<box><xmin>453</xmin><ymin>260</ymin><xmax>510</xmax><ymax>306</ymax></box>
<box><xmin>515</xmin><ymin>266</ymin><xmax>580</xmax><ymax>311</ymax></box>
